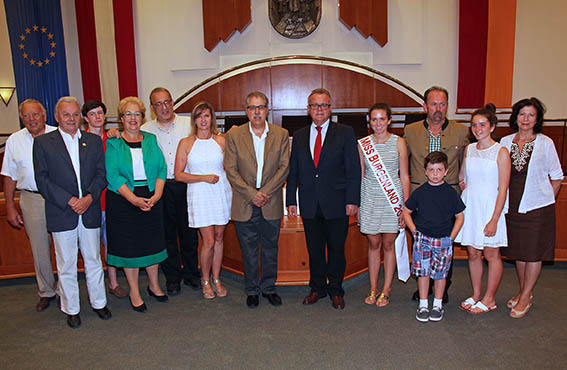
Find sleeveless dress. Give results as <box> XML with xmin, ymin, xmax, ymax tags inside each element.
<box><xmin>359</xmin><ymin>134</ymin><xmax>403</xmax><ymax>234</ymax></box>
<box><xmin>456</xmin><ymin>142</ymin><xmax>507</xmax><ymax>249</ymax></box>
<box><xmin>186</xmin><ymin>137</ymin><xmax>232</xmax><ymax>228</ymax></box>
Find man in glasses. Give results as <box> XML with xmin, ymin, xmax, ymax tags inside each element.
<box><xmin>141</xmin><ymin>87</ymin><xmax>200</xmax><ymax>296</ymax></box>
<box><xmin>286</xmin><ymin>88</ymin><xmax>361</xmax><ymax>310</ymax></box>
<box><xmin>224</xmin><ymin>91</ymin><xmax>290</xmax><ymax>308</ymax></box>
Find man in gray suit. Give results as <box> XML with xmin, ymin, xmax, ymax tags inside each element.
<box><xmin>33</xmin><ymin>96</ymin><xmax>110</xmax><ymax>328</ymax></box>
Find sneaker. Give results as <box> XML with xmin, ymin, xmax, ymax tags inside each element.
<box><xmin>416</xmin><ymin>307</ymin><xmax>429</xmax><ymax>322</ymax></box>
<box><xmin>429</xmin><ymin>306</ymin><xmax>444</xmax><ymax>321</ymax></box>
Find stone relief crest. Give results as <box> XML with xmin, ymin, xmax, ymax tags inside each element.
<box><xmin>269</xmin><ymin>0</ymin><xmax>321</xmax><ymax>39</ymax></box>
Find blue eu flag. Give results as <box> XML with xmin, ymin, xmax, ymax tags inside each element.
<box><xmin>4</xmin><ymin>0</ymin><xmax>70</xmax><ymax>126</ymax></box>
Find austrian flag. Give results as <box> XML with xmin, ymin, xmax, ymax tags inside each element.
<box><xmin>74</xmin><ymin>0</ymin><xmax>138</xmax><ymax>116</ymax></box>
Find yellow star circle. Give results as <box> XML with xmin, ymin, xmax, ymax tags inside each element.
<box><xmin>19</xmin><ymin>24</ymin><xmax>56</xmax><ymax>68</ymax></box>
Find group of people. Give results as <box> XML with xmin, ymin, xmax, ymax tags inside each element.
<box><xmin>360</xmin><ymin>86</ymin><xmax>563</xmax><ymax>323</ymax></box>
<box><xmin>1</xmin><ymin>84</ymin><xmax>563</xmax><ymax>328</ymax></box>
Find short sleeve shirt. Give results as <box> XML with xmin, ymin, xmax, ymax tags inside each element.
<box><xmin>405</xmin><ymin>181</ymin><xmax>465</xmax><ymax>238</ymax></box>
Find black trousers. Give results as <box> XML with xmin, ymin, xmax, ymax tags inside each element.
<box><xmin>233</xmin><ymin>206</ymin><xmax>280</xmax><ymax>295</ymax></box>
<box><xmin>159</xmin><ymin>181</ymin><xmax>199</xmax><ymax>284</ymax></box>
<box><xmin>302</xmin><ymin>205</ymin><xmax>349</xmax><ymax>297</ymax></box>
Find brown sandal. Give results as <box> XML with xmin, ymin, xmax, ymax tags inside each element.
<box><xmin>364</xmin><ymin>291</ymin><xmax>378</xmax><ymax>305</ymax></box>
<box><xmin>376</xmin><ymin>292</ymin><xmax>390</xmax><ymax>307</ymax></box>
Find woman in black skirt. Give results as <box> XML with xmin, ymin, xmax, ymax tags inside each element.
<box><xmin>106</xmin><ymin>96</ymin><xmax>168</xmax><ymax>312</ymax></box>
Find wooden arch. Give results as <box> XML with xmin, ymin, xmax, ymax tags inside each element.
<box><xmin>174</xmin><ymin>55</ymin><xmax>423</xmax><ymax>128</ymax></box>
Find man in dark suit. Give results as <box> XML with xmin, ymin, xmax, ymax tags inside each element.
<box><xmin>224</xmin><ymin>91</ymin><xmax>290</xmax><ymax>308</ymax></box>
<box><xmin>33</xmin><ymin>96</ymin><xmax>111</xmax><ymax>329</ymax></box>
<box><xmin>286</xmin><ymin>88</ymin><xmax>361</xmax><ymax>309</ymax></box>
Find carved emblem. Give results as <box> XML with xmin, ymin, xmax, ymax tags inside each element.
<box><xmin>269</xmin><ymin>0</ymin><xmax>321</xmax><ymax>39</ymax></box>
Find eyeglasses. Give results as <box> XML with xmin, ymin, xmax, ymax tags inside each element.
<box><xmin>308</xmin><ymin>103</ymin><xmax>331</xmax><ymax>109</ymax></box>
<box><xmin>246</xmin><ymin>105</ymin><xmax>267</xmax><ymax>111</ymax></box>
<box><xmin>123</xmin><ymin>111</ymin><xmax>143</xmax><ymax>118</ymax></box>
<box><xmin>152</xmin><ymin>100</ymin><xmax>172</xmax><ymax>107</ymax></box>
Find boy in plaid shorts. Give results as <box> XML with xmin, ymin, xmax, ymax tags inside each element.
<box><xmin>403</xmin><ymin>152</ymin><xmax>465</xmax><ymax>322</ymax></box>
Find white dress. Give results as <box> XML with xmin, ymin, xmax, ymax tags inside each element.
<box><xmin>456</xmin><ymin>142</ymin><xmax>507</xmax><ymax>249</ymax></box>
<box><xmin>186</xmin><ymin>137</ymin><xmax>232</xmax><ymax>228</ymax></box>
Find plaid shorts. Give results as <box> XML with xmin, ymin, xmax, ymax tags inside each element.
<box><xmin>411</xmin><ymin>230</ymin><xmax>453</xmax><ymax>279</ymax></box>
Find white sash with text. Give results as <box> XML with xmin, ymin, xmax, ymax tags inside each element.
<box><xmin>358</xmin><ymin>135</ymin><xmax>410</xmax><ymax>282</ymax></box>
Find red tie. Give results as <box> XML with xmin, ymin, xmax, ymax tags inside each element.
<box><xmin>314</xmin><ymin>126</ymin><xmax>322</xmax><ymax>167</ymax></box>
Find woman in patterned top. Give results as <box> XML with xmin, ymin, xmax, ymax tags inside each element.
<box><xmin>357</xmin><ymin>103</ymin><xmax>410</xmax><ymax>307</ymax></box>
<box><xmin>499</xmin><ymin>97</ymin><xmax>563</xmax><ymax>318</ymax></box>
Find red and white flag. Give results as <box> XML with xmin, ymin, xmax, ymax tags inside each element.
<box><xmin>74</xmin><ymin>0</ymin><xmax>138</xmax><ymax>116</ymax></box>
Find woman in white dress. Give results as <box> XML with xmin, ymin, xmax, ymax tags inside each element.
<box><xmin>174</xmin><ymin>102</ymin><xmax>232</xmax><ymax>299</ymax></box>
<box><xmin>456</xmin><ymin>103</ymin><xmax>511</xmax><ymax>314</ymax></box>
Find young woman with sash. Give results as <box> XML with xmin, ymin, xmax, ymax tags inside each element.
<box><xmin>357</xmin><ymin>103</ymin><xmax>410</xmax><ymax>307</ymax></box>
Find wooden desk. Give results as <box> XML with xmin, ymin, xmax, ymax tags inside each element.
<box><xmin>1</xmin><ymin>182</ymin><xmax>566</xmax><ymax>281</ymax></box>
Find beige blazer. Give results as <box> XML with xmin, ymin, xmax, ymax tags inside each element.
<box><xmin>224</xmin><ymin>122</ymin><xmax>290</xmax><ymax>221</ymax></box>
<box><xmin>403</xmin><ymin>119</ymin><xmax>469</xmax><ymax>193</ymax></box>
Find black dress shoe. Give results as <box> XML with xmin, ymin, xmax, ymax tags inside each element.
<box><xmin>129</xmin><ymin>297</ymin><xmax>147</xmax><ymax>313</ymax></box>
<box><xmin>147</xmin><ymin>286</ymin><xmax>169</xmax><ymax>303</ymax></box>
<box><xmin>183</xmin><ymin>278</ymin><xmax>201</xmax><ymax>290</ymax></box>
<box><xmin>36</xmin><ymin>296</ymin><xmax>56</xmax><ymax>312</ymax></box>
<box><xmin>67</xmin><ymin>314</ymin><xmax>81</xmax><ymax>329</ymax></box>
<box><xmin>246</xmin><ymin>295</ymin><xmax>259</xmax><ymax>308</ymax></box>
<box><xmin>166</xmin><ymin>281</ymin><xmax>181</xmax><ymax>296</ymax></box>
<box><xmin>262</xmin><ymin>293</ymin><xmax>282</xmax><ymax>306</ymax></box>
<box><xmin>92</xmin><ymin>306</ymin><xmax>112</xmax><ymax>320</ymax></box>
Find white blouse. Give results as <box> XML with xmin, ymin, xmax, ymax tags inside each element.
<box><xmin>500</xmin><ymin>133</ymin><xmax>564</xmax><ymax>213</ymax></box>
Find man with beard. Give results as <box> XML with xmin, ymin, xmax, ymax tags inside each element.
<box><xmin>404</xmin><ymin>86</ymin><xmax>469</xmax><ymax>302</ymax></box>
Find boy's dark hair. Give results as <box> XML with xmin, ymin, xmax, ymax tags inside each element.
<box><xmin>424</xmin><ymin>151</ymin><xmax>448</xmax><ymax>169</ymax></box>
<box><xmin>81</xmin><ymin>99</ymin><xmax>107</xmax><ymax>117</ymax></box>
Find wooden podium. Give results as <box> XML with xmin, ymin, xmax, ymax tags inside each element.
<box><xmin>220</xmin><ymin>215</ymin><xmax>369</xmax><ymax>286</ymax></box>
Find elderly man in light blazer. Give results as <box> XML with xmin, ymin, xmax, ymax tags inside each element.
<box><xmin>224</xmin><ymin>91</ymin><xmax>290</xmax><ymax>308</ymax></box>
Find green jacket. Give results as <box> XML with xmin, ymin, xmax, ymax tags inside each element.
<box><xmin>105</xmin><ymin>132</ymin><xmax>166</xmax><ymax>193</ymax></box>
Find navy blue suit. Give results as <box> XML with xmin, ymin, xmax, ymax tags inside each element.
<box><xmin>33</xmin><ymin>130</ymin><xmax>106</xmax><ymax>232</ymax></box>
<box><xmin>286</xmin><ymin>122</ymin><xmax>361</xmax><ymax>296</ymax></box>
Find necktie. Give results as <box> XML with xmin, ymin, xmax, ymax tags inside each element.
<box><xmin>314</xmin><ymin>126</ymin><xmax>322</xmax><ymax>167</ymax></box>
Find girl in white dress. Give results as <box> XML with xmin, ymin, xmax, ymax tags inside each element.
<box><xmin>456</xmin><ymin>104</ymin><xmax>511</xmax><ymax>314</ymax></box>
<box><xmin>174</xmin><ymin>102</ymin><xmax>232</xmax><ymax>299</ymax></box>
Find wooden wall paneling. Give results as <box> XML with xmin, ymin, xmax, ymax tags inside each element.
<box><xmin>219</xmin><ymin>68</ymin><xmax>271</xmax><ymax>111</ymax></box>
<box><xmin>175</xmin><ymin>84</ymin><xmax>221</xmax><ymax>115</ymax></box>
<box><xmin>322</xmin><ymin>66</ymin><xmax>375</xmax><ymax>109</ymax></box>
<box><xmin>374</xmin><ymin>79</ymin><xmax>421</xmax><ymax>108</ymax></box>
<box><xmin>344</xmin><ymin>220</ymin><xmax>370</xmax><ymax>280</ymax></box>
<box><xmin>277</xmin><ymin>217</ymin><xmax>310</xmax><ymax>285</ymax></box>
<box><xmin>555</xmin><ymin>183</ymin><xmax>567</xmax><ymax>260</ymax></box>
<box><xmin>563</xmin><ymin>124</ymin><xmax>567</xmax><ymax>172</ymax></box>
<box><xmin>270</xmin><ymin>64</ymin><xmax>322</xmax><ymax>110</ymax></box>
<box><xmin>219</xmin><ymin>222</ymin><xmax>244</xmax><ymax>276</ymax></box>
